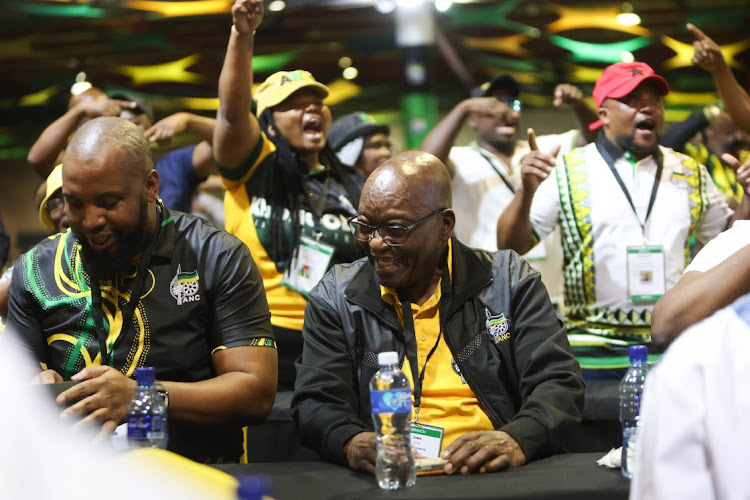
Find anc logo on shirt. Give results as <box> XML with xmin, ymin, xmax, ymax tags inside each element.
<box><xmin>170</xmin><ymin>265</ymin><xmax>201</xmax><ymax>306</ymax></box>
<box><xmin>485</xmin><ymin>308</ymin><xmax>510</xmax><ymax>343</ymax></box>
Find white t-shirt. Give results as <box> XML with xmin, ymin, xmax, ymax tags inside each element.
<box><xmin>631</xmin><ymin>294</ymin><xmax>750</xmax><ymax>500</ymax></box>
<box><xmin>449</xmin><ymin>130</ymin><xmax>579</xmax><ymax>304</ymax></box>
<box><xmin>0</xmin><ymin>331</ymin><xmax>238</xmax><ymax>500</ymax></box>
<box><xmin>530</xmin><ymin>141</ymin><xmax>731</xmax><ymax>327</ymax></box>
<box><xmin>684</xmin><ymin>220</ymin><xmax>750</xmax><ymax>273</ymax></box>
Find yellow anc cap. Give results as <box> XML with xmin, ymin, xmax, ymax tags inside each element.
<box><xmin>39</xmin><ymin>164</ymin><xmax>63</xmax><ymax>230</ymax></box>
<box><xmin>254</xmin><ymin>70</ymin><xmax>329</xmax><ymax>117</ymax></box>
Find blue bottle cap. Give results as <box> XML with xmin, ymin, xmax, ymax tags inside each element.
<box><xmin>135</xmin><ymin>367</ymin><xmax>155</xmax><ymax>385</ymax></box>
<box><xmin>237</xmin><ymin>475</ymin><xmax>271</xmax><ymax>500</ymax></box>
<box><xmin>628</xmin><ymin>345</ymin><xmax>648</xmax><ymax>363</ymax></box>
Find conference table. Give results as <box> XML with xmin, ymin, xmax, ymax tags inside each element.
<box><xmin>214</xmin><ymin>452</ymin><xmax>630</xmax><ymax>500</ymax></box>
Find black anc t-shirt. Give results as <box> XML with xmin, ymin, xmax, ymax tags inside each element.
<box><xmin>7</xmin><ymin>205</ymin><xmax>274</xmax><ymax>463</ymax></box>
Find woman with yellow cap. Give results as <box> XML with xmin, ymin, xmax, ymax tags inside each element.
<box><xmin>214</xmin><ymin>0</ymin><xmax>364</xmax><ymax>390</ymax></box>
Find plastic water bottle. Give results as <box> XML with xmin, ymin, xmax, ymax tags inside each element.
<box><xmin>620</xmin><ymin>345</ymin><xmax>650</xmax><ymax>479</ymax></box>
<box><xmin>369</xmin><ymin>351</ymin><xmax>416</xmax><ymax>490</ymax></box>
<box><xmin>127</xmin><ymin>367</ymin><xmax>167</xmax><ymax>449</ymax></box>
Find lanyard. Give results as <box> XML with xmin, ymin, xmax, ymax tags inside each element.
<box><xmin>595</xmin><ymin>137</ymin><xmax>663</xmax><ymax>232</ymax></box>
<box><xmin>88</xmin><ymin>210</ymin><xmax>161</xmax><ymax>367</ymax></box>
<box><xmin>476</xmin><ymin>148</ymin><xmax>516</xmax><ymax>194</ymax></box>
<box><xmin>397</xmin><ymin>260</ymin><xmax>451</xmax><ymax>419</ymax></box>
<box><xmin>305</xmin><ymin>176</ymin><xmax>338</xmax><ymax>237</ymax></box>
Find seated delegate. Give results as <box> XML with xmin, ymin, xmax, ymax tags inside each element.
<box><xmin>292</xmin><ymin>151</ymin><xmax>584</xmax><ymax>475</ymax></box>
<box><xmin>7</xmin><ymin>117</ymin><xmax>277</xmax><ymax>464</ymax></box>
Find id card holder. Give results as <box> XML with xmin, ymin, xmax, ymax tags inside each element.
<box><xmin>626</xmin><ymin>246</ymin><xmax>666</xmax><ymax>303</ymax></box>
<box><xmin>410</xmin><ymin>421</ymin><xmax>444</xmax><ymax>459</ymax></box>
<box><xmin>282</xmin><ymin>235</ymin><xmax>334</xmax><ymax>296</ymax></box>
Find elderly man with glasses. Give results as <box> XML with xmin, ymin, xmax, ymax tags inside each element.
<box><xmin>292</xmin><ymin>151</ymin><xmax>584</xmax><ymax>476</ymax></box>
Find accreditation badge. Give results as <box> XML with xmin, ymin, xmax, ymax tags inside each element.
<box><xmin>411</xmin><ymin>422</ymin><xmax>444</xmax><ymax>459</ymax></box>
<box><xmin>282</xmin><ymin>235</ymin><xmax>334</xmax><ymax>295</ymax></box>
<box><xmin>626</xmin><ymin>246</ymin><xmax>666</xmax><ymax>303</ymax></box>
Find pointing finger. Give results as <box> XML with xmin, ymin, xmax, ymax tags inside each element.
<box><xmin>687</xmin><ymin>23</ymin><xmax>708</xmax><ymax>42</ymax></box>
<box><xmin>553</xmin><ymin>90</ymin><xmax>563</xmax><ymax>108</ymax></box>
<box><xmin>527</xmin><ymin>128</ymin><xmax>538</xmax><ymax>152</ymax></box>
<box><xmin>722</xmin><ymin>153</ymin><xmax>741</xmax><ymax>171</ymax></box>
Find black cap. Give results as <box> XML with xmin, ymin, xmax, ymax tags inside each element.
<box><xmin>328</xmin><ymin>112</ymin><xmax>390</xmax><ymax>152</ymax></box>
<box><xmin>471</xmin><ymin>73</ymin><xmax>520</xmax><ymax>99</ymax></box>
<box><xmin>109</xmin><ymin>91</ymin><xmax>154</xmax><ymax>123</ymax></box>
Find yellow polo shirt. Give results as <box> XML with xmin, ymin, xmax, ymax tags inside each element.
<box><xmin>381</xmin><ymin>241</ymin><xmax>494</xmax><ymax>451</ymax></box>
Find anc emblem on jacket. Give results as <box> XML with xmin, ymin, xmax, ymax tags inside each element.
<box><xmin>170</xmin><ymin>265</ymin><xmax>201</xmax><ymax>305</ymax></box>
<box><xmin>485</xmin><ymin>308</ymin><xmax>510</xmax><ymax>343</ymax></box>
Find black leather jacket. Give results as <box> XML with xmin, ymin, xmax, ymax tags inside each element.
<box><xmin>292</xmin><ymin>238</ymin><xmax>584</xmax><ymax>464</ymax></box>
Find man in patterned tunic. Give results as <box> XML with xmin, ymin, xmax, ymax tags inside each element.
<box><xmin>497</xmin><ymin>62</ymin><xmax>735</xmax><ymax>379</ymax></box>
<box><xmin>7</xmin><ymin>117</ymin><xmax>277</xmax><ymax>463</ymax></box>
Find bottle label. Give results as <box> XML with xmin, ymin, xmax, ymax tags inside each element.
<box><xmin>370</xmin><ymin>388</ymin><xmax>411</xmax><ymax>414</ymax></box>
<box><xmin>127</xmin><ymin>414</ymin><xmax>165</xmax><ymax>440</ymax></box>
<box><xmin>149</xmin><ymin>415</ymin><xmax>165</xmax><ymax>439</ymax></box>
<box><xmin>625</xmin><ymin>427</ymin><xmax>639</xmax><ymax>473</ymax></box>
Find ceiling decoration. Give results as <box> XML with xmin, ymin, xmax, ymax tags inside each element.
<box><xmin>461</xmin><ymin>34</ymin><xmax>535</xmax><ymax>58</ymax></box>
<box><xmin>1</xmin><ymin>0</ymin><xmax>749</xmax><ymax>160</ymax></box>
<box><xmin>441</xmin><ymin>0</ymin><xmax>541</xmax><ymax>37</ymax></box>
<box><xmin>565</xmin><ymin>65</ymin><xmax>603</xmax><ymax>86</ymax></box>
<box><xmin>19</xmin><ymin>85</ymin><xmax>62</xmax><ymax>107</ymax></box>
<box><xmin>546</xmin><ymin>5</ymin><xmax>650</xmax><ymax>36</ymax></box>
<box><xmin>0</xmin><ymin>35</ymin><xmax>41</xmax><ymax>61</ymax></box>
<box><xmin>547</xmin><ymin>35</ymin><xmax>651</xmax><ymax>64</ymax></box>
<box><xmin>117</xmin><ymin>54</ymin><xmax>205</xmax><ymax>85</ymax></box>
<box><xmin>11</xmin><ymin>2</ymin><xmax>111</xmax><ymax>19</ymax></box>
<box><xmin>122</xmin><ymin>0</ymin><xmax>231</xmax><ymax>18</ymax></box>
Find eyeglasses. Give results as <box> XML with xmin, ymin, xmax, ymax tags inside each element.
<box><xmin>348</xmin><ymin>208</ymin><xmax>447</xmax><ymax>247</ymax></box>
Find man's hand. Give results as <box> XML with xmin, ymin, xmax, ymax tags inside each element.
<box><xmin>553</xmin><ymin>84</ymin><xmax>585</xmax><ymax>108</ymax></box>
<box><xmin>441</xmin><ymin>430</ymin><xmax>526</xmax><ymax>475</ymax></box>
<box><xmin>232</xmin><ymin>0</ymin><xmax>263</xmax><ymax>35</ymax></box>
<box><xmin>722</xmin><ymin>153</ymin><xmax>750</xmax><ymax>195</ymax></box>
<box><xmin>58</xmin><ymin>366</ymin><xmax>136</xmax><ymax>431</ymax></box>
<box><xmin>145</xmin><ymin>112</ymin><xmax>190</xmax><ymax>146</ymax></box>
<box><xmin>81</xmin><ymin>97</ymin><xmax>136</xmax><ymax>119</ymax></box>
<box><xmin>31</xmin><ymin>369</ymin><xmax>63</xmax><ymax>384</ymax></box>
<box><xmin>466</xmin><ymin>96</ymin><xmax>517</xmax><ymax>121</ymax></box>
<box><xmin>520</xmin><ymin>128</ymin><xmax>559</xmax><ymax>193</ymax></box>
<box><xmin>687</xmin><ymin>23</ymin><xmax>726</xmax><ymax>74</ymax></box>
<box><xmin>344</xmin><ymin>431</ymin><xmax>377</xmax><ymax>475</ymax></box>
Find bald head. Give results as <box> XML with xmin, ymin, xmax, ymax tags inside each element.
<box><xmin>66</xmin><ymin>116</ymin><xmax>153</xmax><ymax>179</ymax></box>
<box><xmin>363</xmin><ymin>151</ymin><xmax>452</xmax><ymax>212</ymax></box>
<box><xmin>356</xmin><ymin>151</ymin><xmax>455</xmax><ymax>300</ymax></box>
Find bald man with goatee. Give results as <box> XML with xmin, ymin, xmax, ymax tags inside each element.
<box><xmin>292</xmin><ymin>151</ymin><xmax>584</xmax><ymax>476</ymax></box>
<box><xmin>8</xmin><ymin>116</ymin><xmax>277</xmax><ymax>464</ymax></box>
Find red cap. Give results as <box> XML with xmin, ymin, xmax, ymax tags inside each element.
<box><xmin>589</xmin><ymin>62</ymin><xmax>670</xmax><ymax>130</ymax></box>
